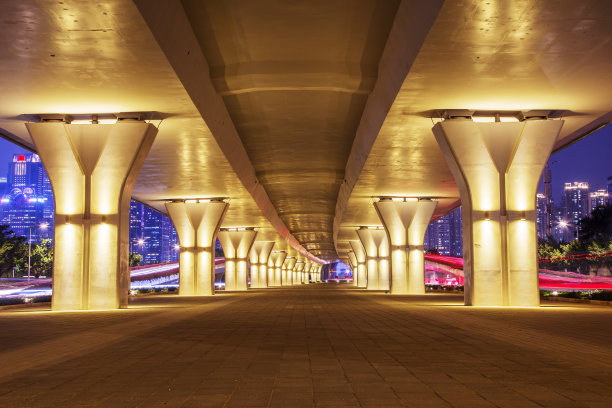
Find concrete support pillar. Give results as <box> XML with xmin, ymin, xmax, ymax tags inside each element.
<box><xmin>27</xmin><ymin>121</ymin><xmax>157</xmax><ymax>310</ymax></box>
<box><xmin>357</xmin><ymin>227</ymin><xmax>390</xmax><ymax>291</ymax></box>
<box><xmin>218</xmin><ymin>228</ymin><xmax>257</xmax><ymax>291</ymax></box>
<box><xmin>433</xmin><ymin>117</ymin><xmax>562</xmax><ymax>306</ymax></box>
<box><xmin>315</xmin><ymin>265</ymin><xmax>322</xmax><ymax>282</ymax></box>
<box><xmin>303</xmin><ymin>261</ymin><xmax>311</xmax><ymax>284</ymax></box>
<box><xmin>269</xmin><ymin>251</ymin><xmax>286</xmax><ymax>286</ymax></box>
<box><xmin>282</xmin><ymin>257</ymin><xmax>296</xmax><ymax>285</ymax></box>
<box><xmin>249</xmin><ymin>241</ymin><xmax>274</xmax><ymax>288</ymax></box>
<box><xmin>375</xmin><ymin>198</ymin><xmax>438</xmax><ymax>295</ymax></box>
<box><xmin>349</xmin><ymin>240</ymin><xmax>367</xmax><ymax>288</ymax></box>
<box><xmin>293</xmin><ymin>260</ymin><xmax>303</xmax><ymax>284</ymax></box>
<box><xmin>347</xmin><ymin>251</ymin><xmax>359</xmax><ymax>286</ymax></box>
<box><xmin>166</xmin><ymin>200</ymin><xmax>228</xmax><ymax>296</ymax></box>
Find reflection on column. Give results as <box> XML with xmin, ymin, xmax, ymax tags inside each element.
<box><xmin>303</xmin><ymin>261</ymin><xmax>311</xmax><ymax>284</ymax></box>
<box><xmin>433</xmin><ymin>115</ymin><xmax>562</xmax><ymax>306</ymax></box>
<box><xmin>283</xmin><ymin>257</ymin><xmax>296</xmax><ymax>285</ymax></box>
<box><xmin>375</xmin><ymin>198</ymin><xmax>437</xmax><ymax>295</ymax></box>
<box><xmin>27</xmin><ymin>120</ymin><xmax>157</xmax><ymax>310</ymax></box>
<box><xmin>249</xmin><ymin>241</ymin><xmax>274</xmax><ymax>288</ymax></box>
<box><xmin>294</xmin><ymin>260</ymin><xmax>304</xmax><ymax>285</ymax></box>
<box><xmin>349</xmin><ymin>240</ymin><xmax>367</xmax><ymax>288</ymax></box>
<box><xmin>347</xmin><ymin>251</ymin><xmax>359</xmax><ymax>286</ymax></box>
<box><xmin>357</xmin><ymin>227</ymin><xmax>390</xmax><ymax>291</ymax></box>
<box><xmin>166</xmin><ymin>199</ymin><xmax>228</xmax><ymax>297</ymax></box>
<box><xmin>269</xmin><ymin>251</ymin><xmax>286</xmax><ymax>287</ymax></box>
<box><xmin>218</xmin><ymin>228</ymin><xmax>257</xmax><ymax>291</ymax></box>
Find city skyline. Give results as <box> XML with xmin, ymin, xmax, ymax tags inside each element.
<box><xmin>0</xmin><ymin>122</ymin><xmax>609</xmax><ymax>258</ymax></box>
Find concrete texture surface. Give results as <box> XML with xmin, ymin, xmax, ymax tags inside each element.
<box><xmin>1</xmin><ymin>284</ymin><xmax>611</xmax><ymax>407</ymax></box>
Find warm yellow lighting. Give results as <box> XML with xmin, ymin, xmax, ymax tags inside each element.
<box><xmin>499</xmin><ymin>116</ymin><xmax>520</xmax><ymax>122</ymax></box>
<box><xmin>185</xmin><ymin>199</ymin><xmax>198</xmax><ymax>204</ymax></box>
<box><xmin>519</xmin><ymin>211</ymin><xmax>526</xmax><ymax>220</ymax></box>
<box><xmin>472</xmin><ymin>116</ymin><xmax>496</xmax><ymax>123</ymax></box>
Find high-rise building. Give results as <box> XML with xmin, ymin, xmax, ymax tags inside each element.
<box><xmin>128</xmin><ymin>200</ymin><xmax>178</xmax><ymax>264</ymax></box>
<box><xmin>590</xmin><ymin>189</ymin><xmax>609</xmax><ymax>212</ymax></box>
<box><xmin>536</xmin><ymin>193</ymin><xmax>547</xmax><ymax>239</ymax></box>
<box><xmin>160</xmin><ymin>216</ymin><xmax>179</xmax><ymax>263</ymax></box>
<box><xmin>425</xmin><ymin>206</ymin><xmax>462</xmax><ymax>256</ymax></box>
<box><xmin>562</xmin><ymin>182</ymin><xmax>590</xmax><ymax>221</ymax></box>
<box><xmin>542</xmin><ymin>165</ymin><xmax>553</xmax><ymax>236</ymax></box>
<box><xmin>560</xmin><ymin>182</ymin><xmax>589</xmax><ymax>242</ymax></box>
<box><xmin>0</xmin><ymin>154</ymin><xmax>54</xmax><ymax>242</ymax></box>
<box><xmin>129</xmin><ymin>200</ymin><xmax>144</xmax><ymax>256</ymax></box>
<box><xmin>447</xmin><ymin>207</ymin><xmax>462</xmax><ymax>256</ymax></box>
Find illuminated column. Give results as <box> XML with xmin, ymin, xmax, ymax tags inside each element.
<box><xmin>27</xmin><ymin>120</ymin><xmax>157</xmax><ymax>310</ymax></box>
<box><xmin>249</xmin><ymin>241</ymin><xmax>274</xmax><ymax>288</ymax></box>
<box><xmin>166</xmin><ymin>199</ymin><xmax>228</xmax><ymax>297</ymax></box>
<box><xmin>375</xmin><ymin>198</ymin><xmax>438</xmax><ymax>295</ymax></box>
<box><xmin>349</xmin><ymin>240</ymin><xmax>367</xmax><ymax>288</ymax></box>
<box><xmin>347</xmin><ymin>251</ymin><xmax>359</xmax><ymax>286</ymax></box>
<box><xmin>357</xmin><ymin>227</ymin><xmax>390</xmax><ymax>291</ymax></box>
<box><xmin>312</xmin><ymin>264</ymin><xmax>319</xmax><ymax>283</ymax></box>
<box><xmin>294</xmin><ymin>260</ymin><xmax>304</xmax><ymax>284</ymax></box>
<box><xmin>316</xmin><ymin>265</ymin><xmax>322</xmax><ymax>282</ymax></box>
<box><xmin>303</xmin><ymin>261</ymin><xmax>311</xmax><ymax>284</ymax></box>
<box><xmin>433</xmin><ymin>116</ymin><xmax>562</xmax><ymax>306</ymax></box>
<box><xmin>269</xmin><ymin>251</ymin><xmax>286</xmax><ymax>286</ymax></box>
<box><xmin>218</xmin><ymin>228</ymin><xmax>257</xmax><ymax>292</ymax></box>
<box><xmin>282</xmin><ymin>257</ymin><xmax>296</xmax><ymax>285</ymax></box>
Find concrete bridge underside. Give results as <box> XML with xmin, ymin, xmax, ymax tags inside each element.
<box><xmin>1</xmin><ymin>1</ymin><xmax>612</xmax><ymax>308</ymax></box>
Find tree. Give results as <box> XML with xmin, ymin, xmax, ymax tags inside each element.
<box><xmin>30</xmin><ymin>238</ymin><xmax>53</xmax><ymax>278</ymax></box>
<box><xmin>129</xmin><ymin>252</ymin><xmax>142</xmax><ymax>267</ymax></box>
<box><xmin>0</xmin><ymin>225</ymin><xmax>27</xmax><ymax>278</ymax></box>
<box><xmin>579</xmin><ymin>204</ymin><xmax>612</xmax><ymax>242</ymax></box>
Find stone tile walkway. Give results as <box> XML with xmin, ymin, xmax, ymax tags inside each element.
<box><xmin>0</xmin><ymin>284</ymin><xmax>611</xmax><ymax>407</ymax></box>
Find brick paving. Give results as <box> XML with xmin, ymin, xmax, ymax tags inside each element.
<box><xmin>0</xmin><ymin>284</ymin><xmax>611</xmax><ymax>407</ymax></box>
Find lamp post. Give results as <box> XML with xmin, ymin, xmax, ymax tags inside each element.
<box><xmin>28</xmin><ymin>222</ymin><xmax>49</xmax><ymax>281</ymax></box>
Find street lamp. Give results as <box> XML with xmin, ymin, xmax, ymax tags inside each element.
<box><xmin>558</xmin><ymin>220</ymin><xmax>579</xmax><ymax>241</ymax></box>
<box><xmin>28</xmin><ymin>222</ymin><xmax>49</xmax><ymax>281</ymax></box>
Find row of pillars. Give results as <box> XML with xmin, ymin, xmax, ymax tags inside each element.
<box><xmin>346</xmin><ymin>198</ymin><xmax>437</xmax><ymax>295</ymax></box>
<box><xmin>25</xmin><ymin>120</ymin><xmax>322</xmax><ymax>311</ymax></box>
<box><xmin>25</xmin><ymin>113</ymin><xmax>563</xmax><ymax>309</ymax></box>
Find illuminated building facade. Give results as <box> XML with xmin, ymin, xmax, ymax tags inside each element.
<box><xmin>590</xmin><ymin>189</ymin><xmax>609</xmax><ymax>211</ymax></box>
<box><xmin>0</xmin><ymin>154</ymin><xmax>53</xmax><ymax>241</ymax></box>
<box><xmin>129</xmin><ymin>200</ymin><xmax>178</xmax><ymax>265</ymax></box>
<box><xmin>424</xmin><ymin>206</ymin><xmax>462</xmax><ymax>257</ymax></box>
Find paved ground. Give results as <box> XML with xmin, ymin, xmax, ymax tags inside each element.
<box><xmin>0</xmin><ymin>284</ymin><xmax>611</xmax><ymax>408</ymax></box>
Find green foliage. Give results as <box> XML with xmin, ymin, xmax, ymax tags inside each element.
<box><xmin>0</xmin><ymin>225</ymin><xmax>27</xmax><ymax>278</ymax></box>
<box><xmin>579</xmin><ymin>204</ymin><xmax>612</xmax><ymax>241</ymax></box>
<box><xmin>30</xmin><ymin>238</ymin><xmax>53</xmax><ymax>278</ymax></box>
<box><xmin>129</xmin><ymin>252</ymin><xmax>142</xmax><ymax>267</ymax></box>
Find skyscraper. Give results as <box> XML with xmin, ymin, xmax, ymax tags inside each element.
<box><xmin>536</xmin><ymin>193</ymin><xmax>547</xmax><ymax>239</ymax></box>
<box><xmin>590</xmin><ymin>189</ymin><xmax>609</xmax><ymax>212</ymax></box>
<box><xmin>425</xmin><ymin>206</ymin><xmax>462</xmax><ymax>256</ymax></box>
<box><xmin>542</xmin><ymin>165</ymin><xmax>553</xmax><ymax>237</ymax></box>
<box><xmin>0</xmin><ymin>154</ymin><xmax>54</xmax><ymax>241</ymax></box>
<box><xmin>560</xmin><ymin>182</ymin><xmax>590</xmax><ymax>242</ymax></box>
<box><xmin>129</xmin><ymin>200</ymin><xmax>144</xmax><ymax>256</ymax></box>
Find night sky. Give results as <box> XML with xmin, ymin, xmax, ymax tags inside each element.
<box><xmin>0</xmin><ymin>124</ymin><xmax>610</xmax><ymax>204</ymax></box>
